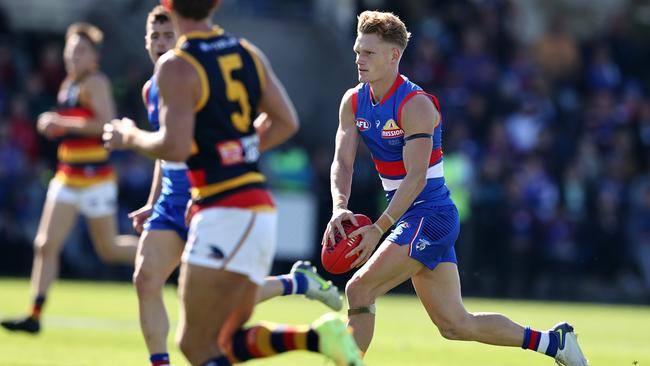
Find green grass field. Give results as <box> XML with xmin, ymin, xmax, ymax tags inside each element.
<box><xmin>0</xmin><ymin>278</ymin><xmax>647</xmax><ymax>366</ymax></box>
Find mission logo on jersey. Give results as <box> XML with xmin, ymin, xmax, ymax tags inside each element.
<box><xmin>381</xmin><ymin>119</ymin><xmax>404</xmax><ymax>138</ymax></box>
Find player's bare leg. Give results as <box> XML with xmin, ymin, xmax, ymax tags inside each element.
<box><xmin>255</xmin><ymin>277</ymin><xmax>283</xmax><ymax>302</ymax></box>
<box><xmin>345</xmin><ymin>241</ymin><xmax>422</xmax><ymax>352</ymax></box>
<box><xmin>86</xmin><ymin>214</ymin><xmax>138</xmax><ymax>264</ymax></box>
<box><xmin>177</xmin><ymin>264</ymin><xmax>362</xmax><ymax>366</ymax></box>
<box><xmin>134</xmin><ymin>230</ymin><xmax>184</xmax><ymax>357</ymax></box>
<box><xmin>257</xmin><ymin>261</ymin><xmax>343</xmax><ymax>311</ymax></box>
<box><xmin>176</xmin><ymin>264</ymin><xmax>257</xmax><ymax>365</ymax></box>
<box><xmin>1</xmin><ymin>199</ymin><xmax>78</xmax><ymax>333</ymax></box>
<box><xmin>412</xmin><ymin>262</ymin><xmax>524</xmax><ymax>345</ymax></box>
<box><xmin>413</xmin><ymin>262</ymin><xmax>588</xmax><ymax>365</ymax></box>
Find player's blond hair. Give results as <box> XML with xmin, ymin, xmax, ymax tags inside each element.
<box><xmin>357</xmin><ymin>11</ymin><xmax>411</xmax><ymax>50</ymax></box>
<box><xmin>66</xmin><ymin>22</ymin><xmax>103</xmax><ymax>49</ymax></box>
<box><xmin>147</xmin><ymin>5</ymin><xmax>171</xmax><ymax>27</ymax></box>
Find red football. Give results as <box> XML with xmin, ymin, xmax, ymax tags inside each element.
<box><xmin>321</xmin><ymin>214</ymin><xmax>373</xmax><ymax>274</ymax></box>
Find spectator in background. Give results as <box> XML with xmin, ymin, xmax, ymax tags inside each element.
<box><xmin>38</xmin><ymin>43</ymin><xmax>65</xmax><ymax>96</ymax></box>
<box><xmin>534</xmin><ymin>17</ymin><xmax>580</xmax><ymax>86</ymax></box>
<box><xmin>628</xmin><ymin>168</ymin><xmax>650</xmax><ymax>294</ymax></box>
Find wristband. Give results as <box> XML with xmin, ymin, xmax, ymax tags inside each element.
<box><xmin>383</xmin><ymin>212</ymin><xmax>396</xmax><ymax>225</ymax></box>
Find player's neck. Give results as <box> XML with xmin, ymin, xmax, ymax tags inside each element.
<box><xmin>176</xmin><ymin>18</ymin><xmax>213</xmax><ymax>37</ymax></box>
<box><xmin>369</xmin><ymin>70</ymin><xmax>399</xmax><ymax>104</ymax></box>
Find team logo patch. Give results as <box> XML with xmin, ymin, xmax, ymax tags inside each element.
<box><xmin>356</xmin><ymin>118</ymin><xmax>370</xmax><ymax>132</ymax></box>
<box><xmin>381</xmin><ymin>119</ymin><xmax>404</xmax><ymax>139</ymax></box>
<box><xmin>393</xmin><ymin>221</ymin><xmax>410</xmax><ymax>235</ymax></box>
<box><xmin>209</xmin><ymin>245</ymin><xmax>225</xmax><ymax>260</ymax></box>
<box><xmin>416</xmin><ymin>238</ymin><xmax>432</xmax><ymax>251</ymax></box>
<box><xmin>216</xmin><ymin>140</ymin><xmax>244</xmax><ymax>166</ymax></box>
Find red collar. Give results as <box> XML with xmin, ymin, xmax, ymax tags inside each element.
<box><xmin>369</xmin><ymin>74</ymin><xmax>405</xmax><ymax>105</ymax></box>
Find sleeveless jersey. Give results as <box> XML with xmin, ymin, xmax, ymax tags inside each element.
<box><xmin>352</xmin><ymin>74</ymin><xmax>452</xmax><ymax>206</ymax></box>
<box><xmin>54</xmin><ymin>75</ymin><xmax>115</xmax><ymax>187</ymax></box>
<box><xmin>145</xmin><ymin>74</ymin><xmax>191</xmax><ymax>206</ymax></box>
<box><xmin>174</xmin><ymin>26</ymin><xmax>274</xmax><ymax>210</ymax></box>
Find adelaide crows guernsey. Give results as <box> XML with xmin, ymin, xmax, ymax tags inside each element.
<box><xmin>352</xmin><ymin>74</ymin><xmax>452</xmax><ymax>207</ymax></box>
<box><xmin>54</xmin><ymin>75</ymin><xmax>115</xmax><ymax>187</ymax></box>
<box><xmin>174</xmin><ymin>27</ymin><xmax>274</xmax><ymax>211</ymax></box>
<box><xmin>145</xmin><ymin>74</ymin><xmax>191</xmax><ymax>206</ymax></box>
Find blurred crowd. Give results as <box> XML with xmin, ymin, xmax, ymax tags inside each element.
<box><xmin>1</xmin><ymin>0</ymin><xmax>649</xmax><ymax>302</ymax></box>
<box><xmin>391</xmin><ymin>0</ymin><xmax>650</xmax><ymax>301</ymax></box>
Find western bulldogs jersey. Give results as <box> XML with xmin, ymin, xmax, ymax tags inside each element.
<box><xmin>352</xmin><ymin>74</ymin><xmax>453</xmax><ymax>207</ymax></box>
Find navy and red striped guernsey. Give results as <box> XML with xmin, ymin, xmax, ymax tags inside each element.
<box><xmin>352</xmin><ymin>74</ymin><xmax>452</xmax><ymax>205</ymax></box>
<box><xmin>54</xmin><ymin>76</ymin><xmax>115</xmax><ymax>188</ymax></box>
<box><xmin>175</xmin><ymin>26</ymin><xmax>274</xmax><ymax>211</ymax></box>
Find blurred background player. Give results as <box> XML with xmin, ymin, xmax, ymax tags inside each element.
<box><xmin>323</xmin><ymin>11</ymin><xmax>587</xmax><ymax>366</ymax></box>
<box><xmin>128</xmin><ymin>6</ymin><xmax>343</xmax><ymax>366</ymax></box>
<box><xmin>1</xmin><ymin>22</ymin><xmax>139</xmax><ymax>334</ymax></box>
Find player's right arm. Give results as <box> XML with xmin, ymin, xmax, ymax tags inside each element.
<box><xmin>127</xmin><ymin>81</ymin><xmax>163</xmax><ymax>234</ymax></box>
<box><xmin>322</xmin><ymin>88</ymin><xmax>360</xmax><ymax>246</ymax></box>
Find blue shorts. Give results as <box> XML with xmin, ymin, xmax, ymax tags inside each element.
<box><xmin>143</xmin><ymin>197</ymin><xmax>188</xmax><ymax>241</ymax></box>
<box><xmin>387</xmin><ymin>204</ymin><xmax>459</xmax><ymax>270</ymax></box>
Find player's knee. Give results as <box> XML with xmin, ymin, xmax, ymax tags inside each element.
<box><xmin>133</xmin><ymin>268</ymin><xmax>164</xmax><ymax>297</ymax></box>
<box><xmin>345</xmin><ymin>276</ymin><xmax>375</xmax><ymax>306</ymax></box>
<box><xmin>33</xmin><ymin>235</ymin><xmax>57</xmax><ymax>257</ymax></box>
<box><xmin>436</xmin><ymin>314</ymin><xmax>472</xmax><ymax>341</ymax></box>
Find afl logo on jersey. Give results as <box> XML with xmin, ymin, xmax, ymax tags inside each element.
<box><xmin>381</xmin><ymin>119</ymin><xmax>404</xmax><ymax>138</ymax></box>
<box><xmin>356</xmin><ymin>118</ymin><xmax>370</xmax><ymax>132</ymax></box>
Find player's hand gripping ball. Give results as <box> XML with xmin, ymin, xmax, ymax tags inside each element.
<box><xmin>321</xmin><ymin>214</ymin><xmax>372</xmax><ymax>274</ymax></box>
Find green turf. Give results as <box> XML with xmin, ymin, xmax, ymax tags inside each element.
<box><xmin>0</xmin><ymin>278</ymin><xmax>647</xmax><ymax>365</ymax></box>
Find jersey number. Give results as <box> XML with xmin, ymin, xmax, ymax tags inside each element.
<box><xmin>218</xmin><ymin>54</ymin><xmax>251</xmax><ymax>133</ymax></box>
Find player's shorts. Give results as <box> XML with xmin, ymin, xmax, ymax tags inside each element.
<box><xmin>46</xmin><ymin>179</ymin><xmax>117</xmax><ymax>218</ymax></box>
<box><xmin>387</xmin><ymin>203</ymin><xmax>459</xmax><ymax>270</ymax></box>
<box><xmin>182</xmin><ymin>207</ymin><xmax>277</xmax><ymax>285</ymax></box>
<box><xmin>144</xmin><ymin>196</ymin><xmax>189</xmax><ymax>241</ymax></box>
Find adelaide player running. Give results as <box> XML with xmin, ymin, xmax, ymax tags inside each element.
<box><xmin>127</xmin><ymin>6</ymin><xmax>343</xmax><ymax>366</ymax></box>
<box><xmin>324</xmin><ymin>10</ymin><xmax>588</xmax><ymax>366</ymax></box>
<box><xmin>1</xmin><ymin>23</ymin><xmax>138</xmax><ymax>335</ymax></box>
<box><xmin>104</xmin><ymin>1</ymin><xmax>362</xmax><ymax>365</ymax></box>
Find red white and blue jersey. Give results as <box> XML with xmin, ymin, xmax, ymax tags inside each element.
<box><xmin>352</xmin><ymin>74</ymin><xmax>452</xmax><ymax>207</ymax></box>
<box><xmin>145</xmin><ymin>74</ymin><xmax>191</xmax><ymax>207</ymax></box>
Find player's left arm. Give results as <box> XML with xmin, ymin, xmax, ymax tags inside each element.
<box><xmin>347</xmin><ymin>94</ymin><xmax>439</xmax><ymax>267</ymax></box>
<box><xmin>379</xmin><ymin>94</ymin><xmax>438</xmax><ymax>229</ymax></box>
<box><xmin>54</xmin><ymin>73</ymin><xmax>116</xmax><ymax>136</ymax></box>
<box><xmin>103</xmin><ymin>53</ymin><xmax>198</xmax><ymax>161</ymax></box>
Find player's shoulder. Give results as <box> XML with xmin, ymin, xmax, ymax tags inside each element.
<box><xmin>400</xmin><ymin>92</ymin><xmax>440</xmax><ymax>128</ymax></box>
<box><xmin>155</xmin><ymin>49</ymin><xmax>202</xmax><ymax>97</ymax></box>
<box><xmin>239</xmin><ymin>38</ymin><xmax>271</xmax><ymax>71</ymax></box>
<box><xmin>157</xmin><ymin>50</ymin><xmax>197</xmax><ymax>79</ymax></box>
<box><xmin>341</xmin><ymin>83</ymin><xmax>363</xmax><ymax>104</ymax></box>
<box><xmin>403</xmin><ymin>93</ymin><xmax>436</xmax><ymax>111</ymax></box>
